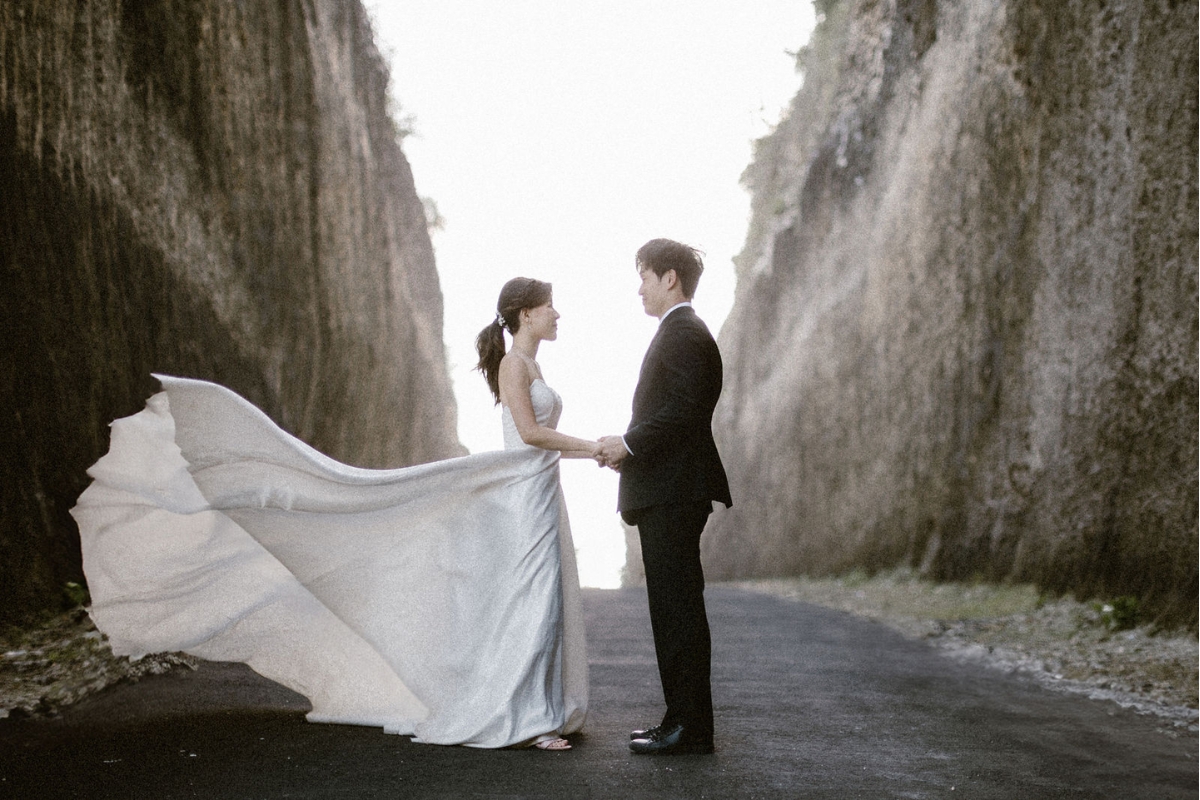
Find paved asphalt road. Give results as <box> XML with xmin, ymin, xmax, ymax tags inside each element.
<box><xmin>1</xmin><ymin>587</ymin><xmax>1195</xmax><ymax>799</ymax></box>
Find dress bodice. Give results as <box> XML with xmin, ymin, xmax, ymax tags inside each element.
<box><xmin>502</xmin><ymin>379</ymin><xmax>563</xmax><ymax>450</ymax></box>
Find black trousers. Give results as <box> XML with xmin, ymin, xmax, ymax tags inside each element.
<box><xmin>634</xmin><ymin>500</ymin><xmax>714</xmax><ymax>737</ymax></box>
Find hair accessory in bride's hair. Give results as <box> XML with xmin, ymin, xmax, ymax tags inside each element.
<box><xmin>495</xmin><ymin>313</ymin><xmax>508</xmax><ymax>331</ymax></box>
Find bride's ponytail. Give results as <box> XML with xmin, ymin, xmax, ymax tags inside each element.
<box><xmin>475</xmin><ymin>277</ymin><xmax>553</xmax><ymax>404</ymax></box>
<box><xmin>475</xmin><ymin>317</ymin><xmax>507</xmax><ymax>404</ymax></box>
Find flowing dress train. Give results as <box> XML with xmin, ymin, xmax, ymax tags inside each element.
<box><xmin>71</xmin><ymin>374</ymin><xmax>588</xmax><ymax>748</ymax></box>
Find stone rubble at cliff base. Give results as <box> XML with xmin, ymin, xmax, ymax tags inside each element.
<box><xmin>735</xmin><ymin>572</ymin><xmax>1198</xmax><ymax>735</ymax></box>
<box><xmin>0</xmin><ymin>608</ymin><xmax>197</xmax><ymax>720</ymax></box>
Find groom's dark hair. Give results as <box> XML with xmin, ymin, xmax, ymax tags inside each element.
<box><xmin>636</xmin><ymin>238</ymin><xmax>704</xmax><ymax>299</ymax></box>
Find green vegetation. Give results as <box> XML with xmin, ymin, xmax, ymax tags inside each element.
<box><xmin>1097</xmin><ymin>596</ymin><xmax>1140</xmax><ymax>632</ymax></box>
<box><xmin>61</xmin><ymin>582</ymin><xmax>89</xmax><ymax>610</ymax></box>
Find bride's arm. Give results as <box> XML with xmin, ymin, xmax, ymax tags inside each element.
<box><xmin>499</xmin><ymin>359</ymin><xmax>600</xmax><ymax>457</ymax></box>
<box><xmin>559</xmin><ymin>448</ymin><xmax>600</xmax><ymax>459</ymax></box>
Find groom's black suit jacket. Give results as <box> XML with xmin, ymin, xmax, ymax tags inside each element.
<box><xmin>617</xmin><ymin>306</ymin><xmax>732</xmax><ymax>521</ymax></box>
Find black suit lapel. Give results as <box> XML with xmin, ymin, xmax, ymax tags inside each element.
<box><xmin>635</xmin><ymin>308</ymin><xmax>685</xmax><ymax>402</ymax></box>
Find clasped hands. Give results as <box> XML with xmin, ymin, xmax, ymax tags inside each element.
<box><xmin>593</xmin><ymin>435</ymin><xmax>628</xmax><ymax>471</ymax></box>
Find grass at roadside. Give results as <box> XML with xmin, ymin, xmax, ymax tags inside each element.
<box><xmin>734</xmin><ymin>568</ymin><xmax>1044</xmax><ymax>623</ymax></box>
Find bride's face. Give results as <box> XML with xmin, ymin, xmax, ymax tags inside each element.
<box><xmin>522</xmin><ymin>300</ymin><xmax>560</xmax><ymax>341</ymax></box>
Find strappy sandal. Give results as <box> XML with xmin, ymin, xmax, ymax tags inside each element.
<box><xmin>533</xmin><ymin>737</ymin><xmax>572</xmax><ymax>751</ymax></box>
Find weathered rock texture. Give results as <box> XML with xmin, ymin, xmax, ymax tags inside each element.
<box><xmin>707</xmin><ymin>0</ymin><xmax>1198</xmax><ymax>625</ymax></box>
<box><xmin>0</xmin><ymin>1</ymin><xmax>463</xmax><ymax>624</ymax></box>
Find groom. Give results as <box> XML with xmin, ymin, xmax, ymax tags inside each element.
<box><xmin>598</xmin><ymin>238</ymin><xmax>732</xmax><ymax>755</ymax></box>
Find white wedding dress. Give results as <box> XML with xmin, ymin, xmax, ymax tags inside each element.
<box><xmin>71</xmin><ymin>374</ymin><xmax>588</xmax><ymax>748</ymax></box>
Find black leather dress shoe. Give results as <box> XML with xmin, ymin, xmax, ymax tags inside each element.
<box><xmin>630</xmin><ymin>724</ymin><xmax>662</xmax><ymax>741</ymax></box>
<box><xmin>629</xmin><ymin>723</ymin><xmax>714</xmax><ymax>755</ymax></box>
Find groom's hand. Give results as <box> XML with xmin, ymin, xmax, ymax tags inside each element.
<box><xmin>597</xmin><ymin>436</ymin><xmax>629</xmax><ymax>471</ymax></box>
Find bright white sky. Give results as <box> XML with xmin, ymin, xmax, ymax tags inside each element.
<box><xmin>366</xmin><ymin>1</ymin><xmax>815</xmax><ymax>587</ymax></box>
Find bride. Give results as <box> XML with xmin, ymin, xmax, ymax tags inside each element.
<box><xmin>71</xmin><ymin>277</ymin><xmax>595</xmax><ymax>751</ymax></box>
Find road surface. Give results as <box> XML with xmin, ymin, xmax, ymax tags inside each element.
<box><xmin>1</xmin><ymin>587</ymin><xmax>1194</xmax><ymax>798</ymax></box>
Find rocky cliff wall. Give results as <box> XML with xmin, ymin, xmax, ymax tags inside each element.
<box><xmin>707</xmin><ymin>0</ymin><xmax>1197</xmax><ymax>625</ymax></box>
<box><xmin>0</xmin><ymin>1</ymin><xmax>463</xmax><ymax>624</ymax></box>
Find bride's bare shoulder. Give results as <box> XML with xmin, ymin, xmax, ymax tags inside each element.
<box><xmin>499</xmin><ymin>352</ymin><xmax>538</xmax><ymax>382</ymax></box>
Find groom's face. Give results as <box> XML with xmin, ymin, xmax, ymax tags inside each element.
<box><xmin>637</xmin><ymin>265</ymin><xmax>674</xmax><ymax>319</ymax></box>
